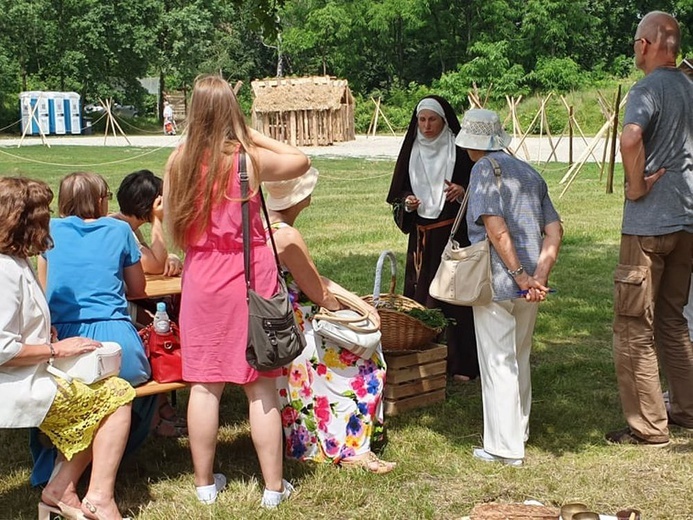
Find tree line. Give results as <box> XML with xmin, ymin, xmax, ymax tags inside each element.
<box><xmin>0</xmin><ymin>0</ymin><xmax>689</xmax><ymax>126</ymax></box>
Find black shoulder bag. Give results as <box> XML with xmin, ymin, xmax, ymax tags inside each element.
<box><xmin>239</xmin><ymin>151</ymin><xmax>306</xmax><ymax>371</ymax></box>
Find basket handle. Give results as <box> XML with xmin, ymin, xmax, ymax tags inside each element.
<box><xmin>372</xmin><ymin>250</ymin><xmax>397</xmax><ymax>306</ymax></box>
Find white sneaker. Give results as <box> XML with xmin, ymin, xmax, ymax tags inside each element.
<box><xmin>196</xmin><ymin>473</ymin><xmax>227</xmax><ymax>504</ymax></box>
<box><xmin>473</xmin><ymin>447</ymin><xmax>523</xmax><ymax>467</ymax></box>
<box><xmin>260</xmin><ymin>479</ymin><xmax>294</xmax><ymax>509</ymax></box>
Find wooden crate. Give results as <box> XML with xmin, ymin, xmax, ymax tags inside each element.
<box><xmin>383</xmin><ymin>343</ymin><xmax>447</xmax><ymax>416</ymax></box>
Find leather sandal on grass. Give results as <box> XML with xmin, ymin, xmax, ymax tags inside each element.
<box><xmin>340</xmin><ymin>451</ymin><xmax>396</xmax><ymax>474</ymax></box>
<box><xmin>159</xmin><ymin>401</ymin><xmax>187</xmax><ymax>428</ymax></box>
<box><xmin>153</xmin><ymin>417</ymin><xmax>188</xmax><ymax>438</ymax></box>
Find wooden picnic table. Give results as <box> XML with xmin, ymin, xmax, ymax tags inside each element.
<box><xmin>142</xmin><ymin>274</ymin><xmax>182</xmax><ymax>298</ymax></box>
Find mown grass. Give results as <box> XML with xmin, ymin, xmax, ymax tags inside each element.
<box><xmin>1</xmin><ymin>147</ymin><xmax>691</xmax><ymax>519</ymax></box>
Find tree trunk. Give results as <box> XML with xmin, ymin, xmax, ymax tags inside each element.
<box><xmin>276</xmin><ymin>32</ymin><xmax>284</xmax><ymax>77</ymax></box>
<box><xmin>158</xmin><ymin>71</ymin><xmax>165</xmax><ymax>122</ymax></box>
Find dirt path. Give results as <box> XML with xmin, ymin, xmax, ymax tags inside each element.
<box><xmin>0</xmin><ymin>134</ymin><xmax>620</xmax><ymax>163</ymax></box>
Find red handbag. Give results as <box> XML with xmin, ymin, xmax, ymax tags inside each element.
<box><xmin>138</xmin><ymin>322</ymin><xmax>183</xmax><ymax>383</ymax></box>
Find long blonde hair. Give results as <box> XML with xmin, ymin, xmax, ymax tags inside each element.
<box><xmin>166</xmin><ymin>75</ymin><xmax>258</xmax><ymax>248</ymax></box>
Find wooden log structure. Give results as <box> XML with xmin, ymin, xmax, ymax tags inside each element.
<box><xmin>251</xmin><ymin>76</ymin><xmax>356</xmax><ymax>146</ymax></box>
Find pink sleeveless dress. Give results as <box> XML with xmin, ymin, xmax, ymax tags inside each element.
<box><xmin>180</xmin><ymin>152</ymin><xmax>280</xmax><ymax>383</ymax></box>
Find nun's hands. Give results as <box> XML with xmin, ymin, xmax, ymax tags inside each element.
<box><xmin>404</xmin><ymin>196</ymin><xmax>420</xmax><ymax>212</ymax></box>
<box><xmin>444</xmin><ymin>181</ymin><xmax>464</xmax><ymax>202</ymax></box>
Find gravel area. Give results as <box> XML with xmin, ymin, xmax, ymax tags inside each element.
<box><xmin>0</xmin><ymin>133</ymin><xmax>620</xmax><ymax>163</ymax></box>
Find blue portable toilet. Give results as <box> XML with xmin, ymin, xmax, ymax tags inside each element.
<box><xmin>64</xmin><ymin>92</ymin><xmax>81</xmax><ymax>134</ymax></box>
<box><xmin>48</xmin><ymin>96</ymin><xmax>55</xmax><ymax>134</ymax></box>
<box><xmin>47</xmin><ymin>92</ymin><xmax>66</xmax><ymax>135</ymax></box>
<box><xmin>19</xmin><ymin>91</ymin><xmax>50</xmax><ymax>135</ymax></box>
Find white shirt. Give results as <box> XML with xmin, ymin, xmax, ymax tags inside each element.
<box><xmin>0</xmin><ymin>255</ymin><xmax>57</xmax><ymax>428</ymax></box>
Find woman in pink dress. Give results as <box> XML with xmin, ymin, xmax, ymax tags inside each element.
<box><xmin>164</xmin><ymin>75</ymin><xmax>310</xmax><ymax>509</ymax></box>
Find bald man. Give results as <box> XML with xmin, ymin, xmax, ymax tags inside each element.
<box><xmin>607</xmin><ymin>11</ymin><xmax>693</xmax><ymax>446</ymax></box>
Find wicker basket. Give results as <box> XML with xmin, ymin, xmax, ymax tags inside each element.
<box><xmin>362</xmin><ymin>251</ymin><xmax>442</xmax><ymax>351</ymax></box>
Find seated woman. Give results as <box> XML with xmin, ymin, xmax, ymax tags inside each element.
<box><xmin>30</xmin><ymin>171</ymin><xmax>156</xmax><ymax>487</ymax></box>
<box><xmin>0</xmin><ymin>176</ymin><xmax>134</xmax><ymax>520</ymax></box>
<box><xmin>112</xmin><ymin>169</ymin><xmax>185</xmax><ymax>437</ymax></box>
<box><xmin>112</xmin><ymin>169</ymin><xmax>182</xmax><ymax>278</ymax></box>
<box><xmin>265</xmin><ymin>167</ymin><xmax>396</xmax><ymax>473</ymax></box>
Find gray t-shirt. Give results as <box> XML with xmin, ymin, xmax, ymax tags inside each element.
<box><xmin>621</xmin><ymin>67</ymin><xmax>693</xmax><ymax>236</ymax></box>
<box><xmin>467</xmin><ymin>152</ymin><xmax>561</xmax><ymax>301</ymax></box>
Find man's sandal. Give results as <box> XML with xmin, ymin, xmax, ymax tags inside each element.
<box><xmin>339</xmin><ymin>451</ymin><xmax>396</xmax><ymax>474</ymax></box>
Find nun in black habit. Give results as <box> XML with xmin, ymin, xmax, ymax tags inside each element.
<box><xmin>386</xmin><ymin>95</ymin><xmax>479</xmax><ymax>381</ymax></box>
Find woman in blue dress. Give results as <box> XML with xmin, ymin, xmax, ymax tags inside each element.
<box><xmin>30</xmin><ymin>171</ymin><xmax>155</xmax><ymax>487</ymax></box>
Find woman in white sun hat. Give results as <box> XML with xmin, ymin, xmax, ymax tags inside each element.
<box><xmin>457</xmin><ymin>108</ymin><xmax>563</xmax><ymax>467</ymax></box>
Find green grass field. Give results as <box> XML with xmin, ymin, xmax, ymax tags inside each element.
<box><xmin>0</xmin><ymin>147</ymin><xmax>690</xmax><ymax>519</ymax></box>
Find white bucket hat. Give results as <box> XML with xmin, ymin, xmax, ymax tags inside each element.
<box><xmin>455</xmin><ymin>108</ymin><xmax>511</xmax><ymax>151</ymax></box>
<box><xmin>264</xmin><ymin>167</ymin><xmax>319</xmax><ymax>211</ymax></box>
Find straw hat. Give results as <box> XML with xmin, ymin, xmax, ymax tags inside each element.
<box><xmin>455</xmin><ymin>108</ymin><xmax>511</xmax><ymax>151</ymax></box>
<box><xmin>264</xmin><ymin>167</ymin><xmax>319</xmax><ymax>211</ymax></box>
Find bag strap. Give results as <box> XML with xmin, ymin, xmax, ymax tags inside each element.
<box><xmin>239</xmin><ymin>150</ymin><xmax>283</xmax><ymax>298</ymax></box>
<box><xmin>314</xmin><ymin>294</ymin><xmax>380</xmax><ymax>333</ymax></box>
<box><xmin>46</xmin><ymin>362</ymin><xmax>74</xmax><ymax>383</ymax></box>
<box><xmin>449</xmin><ymin>155</ymin><xmax>502</xmax><ymax>238</ymax></box>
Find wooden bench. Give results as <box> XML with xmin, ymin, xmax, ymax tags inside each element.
<box><xmin>135</xmin><ymin>380</ymin><xmax>187</xmax><ymax>397</ymax></box>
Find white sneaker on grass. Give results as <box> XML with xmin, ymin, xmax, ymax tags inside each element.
<box><xmin>473</xmin><ymin>447</ymin><xmax>523</xmax><ymax>467</ymax></box>
<box><xmin>196</xmin><ymin>473</ymin><xmax>227</xmax><ymax>504</ymax></box>
<box><xmin>260</xmin><ymin>479</ymin><xmax>294</xmax><ymax>509</ymax></box>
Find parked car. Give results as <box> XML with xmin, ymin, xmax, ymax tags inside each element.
<box><xmin>83</xmin><ymin>102</ymin><xmax>138</xmax><ymax>118</ymax></box>
<box><xmin>83</xmin><ymin>102</ymin><xmax>105</xmax><ymax>114</ymax></box>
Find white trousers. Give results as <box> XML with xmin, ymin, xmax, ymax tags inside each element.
<box><xmin>473</xmin><ymin>298</ymin><xmax>539</xmax><ymax>459</ymax></box>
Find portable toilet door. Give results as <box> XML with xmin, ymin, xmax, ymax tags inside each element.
<box><xmin>36</xmin><ymin>93</ymin><xmax>50</xmax><ymax>135</ymax></box>
<box><xmin>52</xmin><ymin>93</ymin><xmax>66</xmax><ymax>134</ymax></box>
<box><xmin>19</xmin><ymin>92</ymin><xmax>33</xmax><ymax>135</ymax></box>
<box><xmin>48</xmin><ymin>94</ymin><xmax>56</xmax><ymax>134</ymax></box>
<box><xmin>66</xmin><ymin>92</ymin><xmax>81</xmax><ymax>135</ymax></box>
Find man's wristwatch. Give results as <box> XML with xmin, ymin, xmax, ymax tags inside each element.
<box><xmin>508</xmin><ymin>265</ymin><xmax>524</xmax><ymax>277</ymax></box>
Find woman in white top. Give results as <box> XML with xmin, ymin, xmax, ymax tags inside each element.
<box><xmin>0</xmin><ymin>177</ymin><xmax>135</xmax><ymax>520</ymax></box>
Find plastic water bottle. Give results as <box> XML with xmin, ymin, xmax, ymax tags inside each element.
<box><xmin>153</xmin><ymin>302</ymin><xmax>171</xmax><ymax>334</ymax></box>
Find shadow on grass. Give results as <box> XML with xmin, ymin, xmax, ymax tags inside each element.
<box><xmin>0</xmin><ymin>385</ymin><xmax>316</xmax><ymax>519</ymax></box>
<box><xmin>317</xmin><ymin>239</ymin><xmax>633</xmax><ymax>459</ymax></box>
<box><xmin>0</xmin><ymin>235</ymin><xmax>661</xmax><ymax>516</ymax></box>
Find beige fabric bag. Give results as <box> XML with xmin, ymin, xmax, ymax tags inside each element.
<box><xmin>429</xmin><ymin>157</ymin><xmax>501</xmax><ymax>306</ymax></box>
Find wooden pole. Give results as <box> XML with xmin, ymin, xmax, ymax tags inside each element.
<box><xmin>560</xmin><ymin>95</ymin><xmax>603</xmax><ymax>166</ymax></box>
<box><xmin>376</xmin><ymin>102</ymin><xmax>397</xmax><ymax>136</ymax></box>
<box><xmin>568</xmin><ymin>106</ymin><xmax>574</xmax><ymax>165</ymax></box>
<box><xmin>18</xmin><ymin>97</ymin><xmax>51</xmax><ymax>148</ymax></box>
<box><xmin>599</xmin><ymin>125</ymin><xmax>610</xmax><ymax>181</ymax></box>
<box><xmin>372</xmin><ymin>97</ymin><xmax>381</xmax><ymax>137</ymax></box>
<box><xmin>559</xmin><ymin>116</ymin><xmax>616</xmax><ymax>185</ymax></box>
<box><xmin>605</xmin><ymin>84</ymin><xmax>622</xmax><ymax>194</ymax></box>
<box><xmin>558</xmin><ymin>91</ymin><xmax>630</xmax><ymax>197</ymax></box>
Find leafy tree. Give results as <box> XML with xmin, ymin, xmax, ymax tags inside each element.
<box><xmin>436</xmin><ymin>41</ymin><xmax>529</xmax><ymax>108</ymax></box>
<box><xmin>526</xmin><ymin>57</ymin><xmax>584</xmax><ymax>92</ymax></box>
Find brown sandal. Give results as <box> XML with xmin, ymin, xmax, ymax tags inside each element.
<box><xmin>153</xmin><ymin>417</ymin><xmax>188</xmax><ymax>438</ymax></box>
<box><xmin>340</xmin><ymin>451</ymin><xmax>396</xmax><ymax>474</ymax></box>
